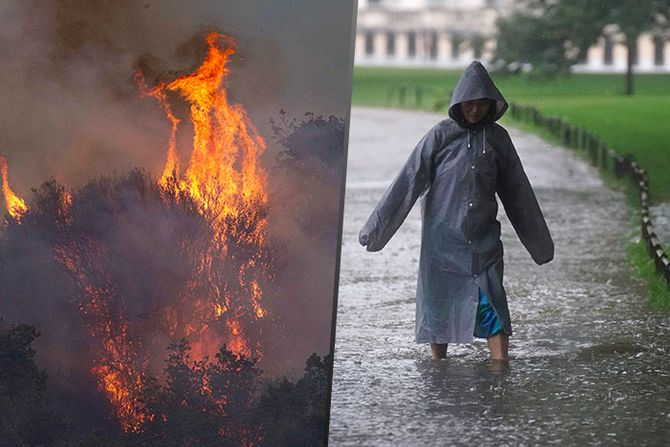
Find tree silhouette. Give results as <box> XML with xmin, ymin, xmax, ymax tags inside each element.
<box><xmin>130</xmin><ymin>339</ymin><xmax>262</xmax><ymax>446</ymax></box>
<box><xmin>256</xmin><ymin>353</ymin><xmax>332</xmax><ymax>446</ymax></box>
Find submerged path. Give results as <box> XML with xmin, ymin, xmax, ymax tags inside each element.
<box><xmin>329</xmin><ymin>107</ymin><xmax>670</xmax><ymax>445</ymax></box>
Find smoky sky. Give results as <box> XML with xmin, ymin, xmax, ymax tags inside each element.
<box><xmin>0</xmin><ymin>0</ymin><xmax>355</xmax><ymax>192</ymax></box>
<box><xmin>0</xmin><ymin>0</ymin><xmax>356</xmax><ymax>371</ymax></box>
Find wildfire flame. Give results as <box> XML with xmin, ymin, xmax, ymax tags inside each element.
<box><xmin>139</xmin><ymin>31</ymin><xmax>269</xmax><ymax>356</ymax></box>
<box><xmin>2</xmin><ymin>33</ymin><xmax>271</xmax><ymax>433</ymax></box>
<box><xmin>0</xmin><ymin>155</ymin><xmax>28</xmax><ymax>221</ymax></box>
<box><xmin>139</xmin><ymin>32</ymin><xmax>267</xmax><ymax>217</ymax></box>
<box><xmin>104</xmin><ymin>31</ymin><xmax>271</xmax><ymax>431</ymax></box>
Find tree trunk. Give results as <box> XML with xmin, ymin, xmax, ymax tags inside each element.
<box><xmin>625</xmin><ymin>38</ymin><xmax>635</xmax><ymax>96</ymax></box>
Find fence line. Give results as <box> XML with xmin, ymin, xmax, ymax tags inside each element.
<box><xmin>509</xmin><ymin>103</ymin><xmax>670</xmax><ymax>289</ymax></box>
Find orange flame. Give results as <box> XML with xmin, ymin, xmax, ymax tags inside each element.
<box><xmin>136</xmin><ymin>73</ymin><xmax>181</xmax><ymax>188</ymax></box>
<box><xmin>79</xmin><ymin>31</ymin><xmax>268</xmax><ymax>431</ymax></box>
<box><xmin>0</xmin><ymin>156</ymin><xmax>28</xmax><ymax>221</ymax></box>
<box><xmin>140</xmin><ymin>33</ymin><xmax>267</xmax><ymax>214</ymax></box>
<box><xmin>142</xmin><ymin>31</ymin><xmax>269</xmax><ymax>358</ymax></box>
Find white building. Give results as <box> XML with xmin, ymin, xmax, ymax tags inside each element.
<box><xmin>355</xmin><ymin>0</ymin><xmax>670</xmax><ymax>72</ymax></box>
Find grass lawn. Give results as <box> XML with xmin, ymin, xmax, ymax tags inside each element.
<box><xmin>352</xmin><ymin>67</ymin><xmax>670</xmax><ymax>203</ymax></box>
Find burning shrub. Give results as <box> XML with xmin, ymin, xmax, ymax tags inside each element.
<box><xmin>0</xmin><ymin>323</ymin><xmax>329</xmax><ymax>446</ymax></box>
<box><xmin>0</xmin><ymin>168</ymin><xmax>275</xmax><ymax>432</ymax></box>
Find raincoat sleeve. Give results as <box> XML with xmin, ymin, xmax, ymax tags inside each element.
<box><xmin>495</xmin><ymin>127</ymin><xmax>554</xmax><ymax>265</ymax></box>
<box><xmin>358</xmin><ymin>126</ymin><xmax>440</xmax><ymax>252</ymax></box>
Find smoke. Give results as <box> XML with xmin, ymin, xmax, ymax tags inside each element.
<box><xmin>0</xmin><ymin>0</ymin><xmax>354</xmax><ymax>194</ymax></box>
<box><xmin>258</xmin><ymin>114</ymin><xmax>345</xmax><ymax>374</ymax></box>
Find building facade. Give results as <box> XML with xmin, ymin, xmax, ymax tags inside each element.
<box><xmin>355</xmin><ymin>0</ymin><xmax>670</xmax><ymax>72</ymax></box>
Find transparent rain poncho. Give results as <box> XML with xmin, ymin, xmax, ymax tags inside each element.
<box><xmin>359</xmin><ymin>62</ymin><xmax>554</xmax><ymax>343</ymax></box>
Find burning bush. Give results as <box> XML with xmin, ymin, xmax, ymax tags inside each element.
<box><xmin>0</xmin><ymin>168</ymin><xmax>275</xmax><ymax>431</ymax></box>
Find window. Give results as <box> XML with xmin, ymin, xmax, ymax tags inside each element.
<box><xmin>604</xmin><ymin>34</ymin><xmax>613</xmax><ymax>66</ymax></box>
<box><xmin>386</xmin><ymin>31</ymin><xmax>395</xmax><ymax>56</ymax></box>
<box><xmin>365</xmin><ymin>31</ymin><xmax>374</xmax><ymax>56</ymax></box>
<box><xmin>429</xmin><ymin>31</ymin><xmax>438</xmax><ymax>59</ymax></box>
<box><xmin>654</xmin><ymin>35</ymin><xmax>665</xmax><ymax>66</ymax></box>
<box><xmin>408</xmin><ymin>31</ymin><xmax>417</xmax><ymax>57</ymax></box>
<box><xmin>451</xmin><ymin>36</ymin><xmax>462</xmax><ymax>60</ymax></box>
<box><xmin>630</xmin><ymin>39</ymin><xmax>638</xmax><ymax>65</ymax></box>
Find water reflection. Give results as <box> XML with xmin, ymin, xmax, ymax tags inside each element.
<box><xmin>415</xmin><ymin>358</ymin><xmax>511</xmax><ymax>419</ymax></box>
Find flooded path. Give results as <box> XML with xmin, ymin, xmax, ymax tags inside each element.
<box><xmin>329</xmin><ymin>107</ymin><xmax>670</xmax><ymax>445</ymax></box>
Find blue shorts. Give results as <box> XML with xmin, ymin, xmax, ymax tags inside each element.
<box><xmin>473</xmin><ymin>288</ymin><xmax>503</xmax><ymax>339</ymax></box>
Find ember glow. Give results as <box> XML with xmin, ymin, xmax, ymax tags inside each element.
<box><xmin>1</xmin><ymin>33</ymin><xmax>272</xmax><ymax>433</ymax></box>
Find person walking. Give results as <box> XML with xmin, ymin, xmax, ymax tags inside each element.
<box><xmin>358</xmin><ymin>61</ymin><xmax>554</xmax><ymax>361</ymax></box>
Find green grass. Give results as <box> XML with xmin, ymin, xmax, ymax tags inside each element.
<box><xmin>628</xmin><ymin>237</ymin><xmax>670</xmax><ymax>310</ymax></box>
<box><xmin>352</xmin><ymin>67</ymin><xmax>670</xmax><ymax>202</ymax></box>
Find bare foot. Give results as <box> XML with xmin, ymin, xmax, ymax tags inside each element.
<box><xmin>487</xmin><ymin>333</ymin><xmax>509</xmax><ymax>361</ymax></box>
<box><xmin>430</xmin><ymin>343</ymin><xmax>447</xmax><ymax>360</ymax></box>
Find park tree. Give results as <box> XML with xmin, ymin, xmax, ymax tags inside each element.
<box><xmin>495</xmin><ymin>0</ymin><xmax>669</xmax><ymax>94</ymax></box>
<box><xmin>609</xmin><ymin>0</ymin><xmax>667</xmax><ymax>94</ymax></box>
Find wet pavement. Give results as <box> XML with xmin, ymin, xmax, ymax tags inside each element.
<box><xmin>329</xmin><ymin>107</ymin><xmax>670</xmax><ymax>445</ymax></box>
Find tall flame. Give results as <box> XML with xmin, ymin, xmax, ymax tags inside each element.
<box><xmin>90</xmin><ymin>32</ymin><xmax>268</xmax><ymax>430</ymax></box>
<box><xmin>0</xmin><ymin>155</ymin><xmax>28</xmax><ymax>221</ymax></box>
<box><xmin>139</xmin><ymin>31</ymin><xmax>269</xmax><ymax>361</ymax></box>
<box><xmin>141</xmin><ymin>32</ymin><xmax>267</xmax><ymax>221</ymax></box>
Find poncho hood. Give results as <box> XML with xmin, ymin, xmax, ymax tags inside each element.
<box><xmin>448</xmin><ymin>61</ymin><xmax>508</xmax><ymax>126</ymax></box>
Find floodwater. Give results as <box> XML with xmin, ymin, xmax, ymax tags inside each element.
<box><xmin>329</xmin><ymin>107</ymin><xmax>670</xmax><ymax>445</ymax></box>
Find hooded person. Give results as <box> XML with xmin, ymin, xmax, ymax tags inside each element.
<box><xmin>358</xmin><ymin>61</ymin><xmax>554</xmax><ymax>360</ymax></box>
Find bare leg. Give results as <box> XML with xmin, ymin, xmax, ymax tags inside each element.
<box><xmin>486</xmin><ymin>333</ymin><xmax>509</xmax><ymax>361</ymax></box>
<box><xmin>430</xmin><ymin>343</ymin><xmax>447</xmax><ymax>360</ymax></box>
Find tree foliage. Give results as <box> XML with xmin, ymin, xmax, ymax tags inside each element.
<box><xmin>0</xmin><ymin>323</ymin><xmax>53</xmax><ymax>446</ymax></box>
<box><xmin>129</xmin><ymin>339</ymin><xmax>262</xmax><ymax>446</ymax></box>
<box><xmin>271</xmin><ymin>110</ymin><xmax>345</xmax><ymax>180</ymax></box>
<box><xmin>270</xmin><ymin>111</ymin><xmax>346</xmax><ymax>243</ymax></box>
<box><xmin>495</xmin><ymin>0</ymin><xmax>669</xmax><ymax>93</ymax></box>
<box><xmin>256</xmin><ymin>353</ymin><xmax>332</xmax><ymax>446</ymax></box>
<box><xmin>0</xmin><ymin>323</ymin><xmax>116</xmax><ymax>447</ymax></box>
